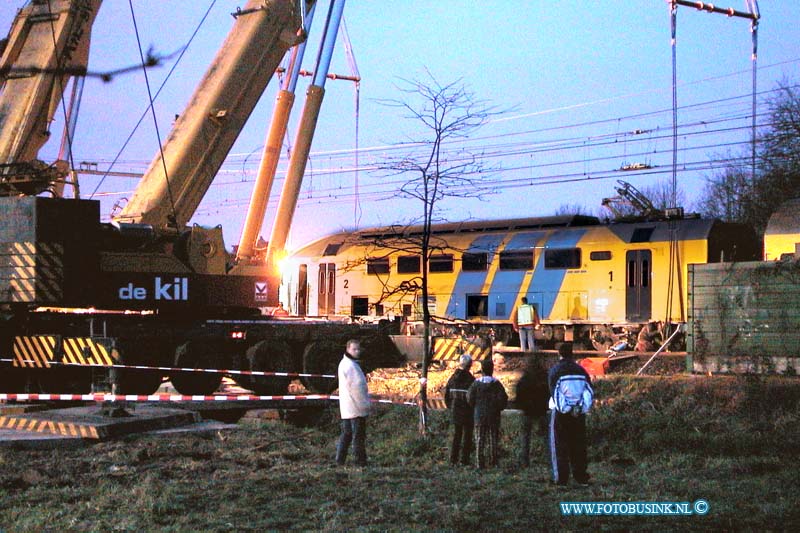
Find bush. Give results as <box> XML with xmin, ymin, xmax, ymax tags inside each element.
<box><xmin>589</xmin><ymin>375</ymin><xmax>800</xmax><ymax>456</ymax></box>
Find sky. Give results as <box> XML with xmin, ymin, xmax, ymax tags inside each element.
<box><xmin>2</xmin><ymin>1</ymin><xmax>799</xmax><ymax>250</ymax></box>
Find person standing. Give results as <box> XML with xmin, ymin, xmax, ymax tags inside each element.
<box><xmin>515</xmin><ymin>355</ymin><xmax>550</xmax><ymax>467</ymax></box>
<box><xmin>271</xmin><ymin>302</ymin><xmax>290</xmax><ymax>316</ymax></box>
<box><xmin>512</xmin><ymin>297</ymin><xmax>540</xmax><ymax>352</ymax></box>
<box><xmin>444</xmin><ymin>354</ymin><xmax>476</xmax><ymax>465</ymax></box>
<box><xmin>467</xmin><ymin>358</ymin><xmax>508</xmax><ymax>469</ymax></box>
<box><xmin>548</xmin><ymin>343</ymin><xmax>593</xmax><ymax>486</ymax></box>
<box><xmin>335</xmin><ymin>339</ymin><xmax>371</xmax><ymax>466</ymax></box>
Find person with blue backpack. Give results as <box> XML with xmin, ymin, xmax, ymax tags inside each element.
<box><xmin>548</xmin><ymin>342</ymin><xmax>593</xmax><ymax>486</ymax></box>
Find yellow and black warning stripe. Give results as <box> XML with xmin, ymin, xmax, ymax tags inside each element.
<box><xmin>62</xmin><ymin>337</ymin><xmax>115</xmax><ymax>366</ymax></box>
<box><xmin>433</xmin><ymin>337</ymin><xmax>491</xmax><ymax>361</ymax></box>
<box><xmin>0</xmin><ymin>241</ymin><xmax>64</xmax><ymax>303</ymax></box>
<box><xmin>12</xmin><ymin>336</ymin><xmax>115</xmax><ymax>368</ymax></box>
<box><xmin>0</xmin><ymin>242</ymin><xmax>64</xmax><ymax>261</ymax></box>
<box><xmin>12</xmin><ymin>335</ymin><xmax>56</xmax><ymax>368</ymax></box>
<box><xmin>0</xmin><ymin>415</ymin><xmax>100</xmax><ymax>438</ymax></box>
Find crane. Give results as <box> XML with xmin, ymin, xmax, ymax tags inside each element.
<box><xmin>1</xmin><ymin>1</ymin><xmax>401</xmax><ymax>399</ymax></box>
<box><xmin>112</xmin><ymin>0</ymin><xmax>306</xmax><ymax>233</ymax></box>
<box><xmin>0</xmin><ymin>0</ymin><xmax>102</xmax><ymax>196</ymax></box>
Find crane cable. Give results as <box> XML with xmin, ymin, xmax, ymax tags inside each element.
<box><xmin>126</xmin><ymin>0</ymin><xmax>178</xmax><ymax>227</ymax></box>
<box><xmin>340</xmin><ymin>17</ymin><xmax>361</xmax><ymax>229</ymax></box>
<box><xmin>43</xmin><ymin>0</ymin><xmax>80</xmax><ymax>197</ymax></box>
<box><xmin>90</xmin><ymin>0</ymin><xmax>218</xmax><ymax>202</ymax></box>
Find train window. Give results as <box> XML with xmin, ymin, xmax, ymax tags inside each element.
<box><xmin>402</xmin><ymin>304</ymin><xmax>412</xmax><ymax>317</ymax></box>
<box><xmin>467</xmin><ymin>295</ymin><xmax>488</xmax><ymax>318</ymax></box>
<box><xmin>352</xmin><ymin>297</ymin><xmax>369</xmax><ymax>316</ymax></box>
<box><xmin>628</xmin><ymin>260</ymin><xmax>637</xmax><ymax>287</ymax></box>
<box><xmin>375</xmin><ymin>303</ymin><xmax>385</xmax><ymax>316</ymax></box>
<box><xmin>545</xmin><ymin>248</ymin><xmax>582</xmax><ymax>269</ymax></box>
<box><xmin>463</xmin><ymin>252</ymin><xmax>489</xmax><ymax>271</ymax></box>
<box><xmin>397</xmin><ymin>255</ymin><xmax>421</xmax><ymax>274</ymax></box>
<box><xmin>499</xmin><ymin>250</ymin><xmax>533</xmax><ymax>270</ymax></box>
<box><xmin>429</xmin><ymin>254</ymin><xmax>454</xmax><ymax>273</ymax></box>
<box><xmin>366</xmin><ymin>257</ymin><xmax>390</xmax><ymax>275</ymax></box>
<box><xmin>323</xmin><ymin>243</ymin><xmax>343</xmax><ymax>256</ymax></box>
<box><xmin>642</xmin><ymin>259</ymin><xmax>649</xmax><ymax>287</ymax></box>
<box><xmin>631</xmin><ymin>227</ymin><xmax>655</xmax><ymax>243</ymax></box>
<box><xmin>495</xmin><ymin>302</ymin><xmax>507</xmax><ymax>317</ymax></box>
<box><xmin>590</xmin><ymin>251</ymin><xmax>612</xmax><ymax>261</ymax></box>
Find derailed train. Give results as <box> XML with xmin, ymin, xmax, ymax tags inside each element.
<box><xmin>280</xmin><ymin>213</ymin><xmax>762</xmax><ymax>350</ymax></box>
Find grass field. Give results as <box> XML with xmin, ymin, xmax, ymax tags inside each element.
<box><xmin>0</xmin><ymin>374</ymin><xmax>798</xmax><ymax>531</ymax></box>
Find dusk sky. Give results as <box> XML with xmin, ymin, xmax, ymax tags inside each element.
<box><xmin>2</xmin><ymin>1</ymin><xmax>798</xmax><ymax>249</ymax></box>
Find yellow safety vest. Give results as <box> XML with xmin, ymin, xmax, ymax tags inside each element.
<box><xmin>517</xmin><ymin>304</ymin><xmax>535</xmax><ymax>326</ymax></box>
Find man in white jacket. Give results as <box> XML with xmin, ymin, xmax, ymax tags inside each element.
<box><xmin>335</xmin><ymin>339</ymin><xmax>371</xmax><ymax>466</ymax></box>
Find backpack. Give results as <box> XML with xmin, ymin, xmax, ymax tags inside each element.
<box><xmin>550</xmin><ymin>374</ymin><xmax>594</xmax><ymax>416</ymax></box>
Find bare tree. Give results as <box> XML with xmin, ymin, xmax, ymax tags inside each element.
<box><xmin>641</xmin><ymin>180</ymin><xmax>688</xmax><ymax>211</ymax></box>
<box><xmin>700</xmin><ymin>80</ymin><xmax>800</xmax><ymax>233</ymax></box>
<box><xmin>554</xmin><ymin>203</ymin><xmax>593</xmax><ymax>217</ymax></box>
<box><xmin>698</xmin><ymin>161</ymin><xmax>750</xmax><ymax>222</ymax></box>
<box><xmin>376</xmin><ymin>72</ymin><xmax>503</xmax><ymax>433</ymax></box>
<box><xmin>749</xmin><ymin>82</ymin><xmax>800</xmax><ymax>233</ymax></box>
<box><xmin>339</xmin><ymin>230</ymin><xmax>450</xmax><ymax>311</ymax></box>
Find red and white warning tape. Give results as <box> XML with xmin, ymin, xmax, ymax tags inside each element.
<box><xmin>0</xmin><ymin>393</ymin><xmax>333</xmax><ymax>402</ymax></box>
<box><xmin>0</xmin><ymin>392</ymin><xmax>417</xmax><ymax>406</ymax></box>
<box><xmin>0</xmin><ymin>359</ymin><xmax>335</xmax><ymax>379</ymax></box>
<box><xmin>370</xmin><ymin>397</ymin><xmax>417</xmax><ymax>407</ymax></box>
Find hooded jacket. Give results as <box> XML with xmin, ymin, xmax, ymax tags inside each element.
<box><xmin>467</xmin><ymin>376</ymin><xmax>508</xmax><ymax>426</ymax></box>
<box><xmin>445</xmin><ymin>368</ymin><xmax>475</xmax><ymax>424</ymax></box>
<box><xmin>338</xmin><ymin>354</ymin><xmax>371</xmax><ymax>419</ymax></box>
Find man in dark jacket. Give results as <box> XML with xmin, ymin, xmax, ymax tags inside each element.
<box><xmin>467</xmin><ymin>357</ymin><xmax>508</xmax><ymax>469</ymax></box>
<box><xmin>515</xmin><ymin>355</ymin><xmax>550</xmax><ymax>467</ymax></box>
<box><xmin>444</xmin><ymin>354</ymin><xmax>476</xmax><ymax>465</ymax></box>
<box><xmin>548</xmin><ymin>343</ymin><xmax>591</xmax><ymax>485</ymax></box>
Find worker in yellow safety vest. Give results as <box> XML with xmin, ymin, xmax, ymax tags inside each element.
<box><xmin>512</xmin><ymin>297</ymin><xmax>540</xmax><ymax>352</ymax></box>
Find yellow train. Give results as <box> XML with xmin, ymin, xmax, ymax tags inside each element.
<box><xmin>281</xmin><ymin>214</ymin><xmax>760</xmax><ymax>350</ymax></box>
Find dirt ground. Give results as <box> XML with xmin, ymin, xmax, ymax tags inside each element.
<box><xmin>367</xmin><ymin>352</ymin><xmax>687</xmax><ymax>403</ymax></box>
<box><xmin>1</xmin><ymin>374</ymin><xmax>799</xmax><ymax>530</ymax></box>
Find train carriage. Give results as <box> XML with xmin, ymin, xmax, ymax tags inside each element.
<box><xmin>281</xmin><ymin>214</ymin><xmax>759</xmax><ymax>350</ymax></box>
<box><xmin>763</xmin><ymin>198</ymin><xmax>800</xmax><ymax>261</ymax></box>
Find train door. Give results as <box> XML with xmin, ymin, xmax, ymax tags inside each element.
<box><xmin>297</xmin><ymin>264</ymin><xmax>308</xmax><ymax>316</ymax></box>
<box><xmin>625</xmin><ymin>250</ymin><xmax>651</xmax><ymax>321</ymax></box>
<box><xmin>317</xmin><ymin>263</ymin><xmax>336</xmax><ymax>315</ymax></box>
